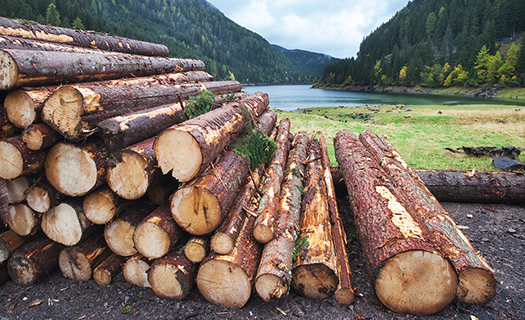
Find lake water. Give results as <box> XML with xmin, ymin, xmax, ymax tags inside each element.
<box><xmin>244</xmin><ymin>85</ymin><xmax>525</xmax><ymax>112</ymax></box>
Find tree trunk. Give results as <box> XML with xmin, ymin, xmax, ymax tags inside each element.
<box><xmin>0</xmin><ymin>178</ymin><xmax>7</xmax><ymax>224</ymax></box>
<box><xmin>184</xmin><ymin>236</ymin><xmax>210</xmax><ymax>263</ymax></box>
<box><xmin>0</xmin><ymin>135</ymin><xmax>47</xmax><ymax>180</ymax></box>
<box><xmin>133</xmin><ymin>204</ymin><xmax>183</xmax><ymax>259</ymax></box>
<box><xmin>93</xmin><ymin>252</ymin><xmax>128</xmax><ymax>286</ymax></box>
<box><xmin>154</xmin><ymin>92</ymin><xmax>269</xmax><ymax>182</ymax></box>
<box><xmin>253</xmin><ymin>118</ymin><xmax>292</xmax><ymax>243</ymax></box>
<box><xmin>359</xmin><ymin>130</ymin><xmax>496</xmax><ymax>305</ymax></box>
<box><xmin>122</xmin><ymin>254</ymin><xmax>151</xmax><ymax>288</ymax></box>
<box><xmin>0</xmin><ymin>229</ymin><xmax>34</xmax><ymax>264</ymax></box>
<box><xmin>104</xmin><ymin>200</ymin><xmax>157</xmax><ymax>257</ymax></box>
<box><xmin>255</xmin><ymin>131</ymin><xmax>308</xmax><ymax>301</ymax></box>
<box><xmin>8</xmin><ymin>203</ymin><xmax>40</xmax><ymax>236</ymax></box>
<box><xmin>6</xmin><ymin>175</ymin><xmax>30</xmax><ymax>204</ymax></box>
<box><xmin>26</xmin><ymin>179</ymin><xmax>64</xmax><ymax>214</ymax></box>
<box><xmin>45</xmin><ymin>140</ymin><xmax>109</xmax><ymax>197</ymax></box>
<box><xmin>22</xmin><ymin>123</ymin><xmax>62</xmax><ymax>150</ymax></box>
<box><xmin>4</xmin><ymin>86</ymin><xmax>57</xmax><ymax>128</ymax></box>
<box><xmin>83</xmin><ymin>186</ymin><xmax>131</xmax><ymax>225</ymax></box>
<box><xmin>319</xmin><ymin>135</ymin><xmax>355</xmax><ymax>305</ymax></box>
<box><xmin>42</xmin><ymin>77</ymin><xmax>236</xmax><ymax>141</ymax></box>
<box><xmin>0</xmin><ymin>34</ymin><xmax>126</xmax><ymax>54</ymax></box>
<box><xmin>148</xmin><ymin>246</ymin><xmax>197</xmax><ymax>300</ymax></box>
<box><xmin>7</xmin><ymin>235</ymin><xmax>64</xmax><ymax>286</ymax></box>
<box><xmin>334</xmin><ymin>130</ymin><xmax>458</xmax><ymax>316</ymax></box>
<box><xmin>106</xmin><ymin>137</ymin><xmax>162</xmax><ymax>200</ymax></box>
<box><xmin>59</xmin><ymin>232</ymin><xmax>112</xmax><ymax>281</ymax></box>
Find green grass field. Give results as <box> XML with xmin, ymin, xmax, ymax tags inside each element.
<box><xmin>274</xmin><ymin>104</ymin><xmax>525</xmax><ymax>171</ymax></box>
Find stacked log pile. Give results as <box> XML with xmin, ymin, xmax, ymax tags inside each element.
<box><xmin>0</xmin><ymin>17</ymin><xmax>500</xmax><ymax>317</ymax></box>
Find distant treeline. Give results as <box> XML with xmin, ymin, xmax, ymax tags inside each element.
<box><xmin>321</xmin><ymin>0</ymin><xmax>525</xmax><ymax>87</ymax></box>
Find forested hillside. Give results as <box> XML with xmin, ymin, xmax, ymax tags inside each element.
<box><xmin>273</xmin><ymin>45</ymin><xmax>340</xmax><ymax>76</ymax></box>
<box><xmin>0</xmin><ymin>0</ymin><xmax>317</xmax><ymax>84</ymax></box>
<box><xmin>321</xmin><ymin>0</ymin><xmax>525</xmax><ymax>88</ymax></box>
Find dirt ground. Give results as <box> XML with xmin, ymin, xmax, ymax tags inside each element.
<box><xmin>0</xmin><ymin>200</ymin><xmax>524</xmax><ymax>320</ymax></box>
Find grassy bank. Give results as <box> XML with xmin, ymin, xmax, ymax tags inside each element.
<box><xmin>275</xmin><ymin>103</ymin><xmax>525</xmax><ymax>171</ymax></box>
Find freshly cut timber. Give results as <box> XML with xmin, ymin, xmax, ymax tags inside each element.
<box><xmin>0</xmin><ymin>136</ymin><xmax>47</xmax><ymax>180</ymax></box>
<box><xmin>255</xmin><ymin>132</ymin><xmax>308</xmax><ymax>301</ymax></box>
<box><xmin>104</xmin><ymin>200</ymin><xmax>157</xmax><ymax>257</ymax></box>
<box><xmin>4</xmin><ymin>86</ymin><xmax>57</xmax><ymax>128</ymax></box>
<box><xmin>59</xmin><ymin>232</ymin><xmax>112</xmax><ymax>281</ymax></box>
<box><xmin>291</xmin><ymin>138</ymin><xmax>338</xmax><ymax>301</ymax></box>
<box><xmin>106</xmin><ymin>137</ymin><xmax>161</xmax><ymax>200</ymax></box>
<box><xmin>334</xmin><ymin>130</ymin><xmax>458</xmax><ymax>316</ymax></box>
<box><xmin>0</xmin><ymin>230</ymin><xmax>34</xmax><ymax>264</ymax></box>
<box><xmin>22</xmin><ymin>123</ymin><xmax>62</xmax><ymax>150</ymax></box>
<box><xmin>45</xmin><ymin>140</ymin><xmax>109</xmax><ymax>197</ymax></box>
<box><xmin>122</xmin><ymin>254</ymin><xmax>152</xmax><ymax>288</ymax></box>
<box><xmin>148</xmin><ymin>246</ymin><xmax>198</xmax><ymax>300</ymax></box>
<box><xmin>7</xmin><ymin>235</ymin><xmax>64</xmax><ymax>286</ymax></box>
<box><xmin>83</xmin><ymin>186</ymin><xmax>131</xmax><ymax>225</ymax></box>
<box><xmin>42</xmin><ymin>76</ymin><xmax>235</xmax><ymax>141</ymax></box>
<box><xmin>93</xmin><ymin>253</ymin><xmax>128</xmax><ymax>286</ymax></box>
<box><xmin>133</xmin><ymin>204</ymin><xmax>183</xmax><ymax>259</ymax></box>
<box><xmin>8</xmin><ymin>203</ymin><xmax>40</xmax><ymax>236</ymax></box>
<box><xmin>253</xmin><ymin>118</ymin><xmax>292</xmax><ymax>243</ymax></box>
<box><xmin>155</xmin><ymin>92</ymin><xmax>269</xmax><ymax>182</ymax></box>
<box><xmin>41</xmin><ymin>198</ymin><xmax>96</xmax><ymax>246</ymax></box>
<box><xmin>359</xmin><ymin>130</ymin><xmax>496</xmax><ymax>305</ymax></box>
<box><xmin>0</xmin><ymin>34</ymin><xmax>112</xmax><ymax>53</ymax></box>
<box><xmin>184</xmin><ymin>236</ymin><xmax>210</xmax><ymax>263</ymax></box>
<box><xmin>26</xmin><ymin>179</ymin><xmax>63</xmax><ymax>214</ymax></box>
<box><xmin>0</xmin><ymin>17</ymin><xmax>170</xmax><ymax>57</ymax></box>
<box><xmin>6</xmin><ymin>175</ymin><xmax>29</xmax><ymax>204</ymax></box>
<box><xmin>0</xmin><ymin>178</ymin><xmax>7</xmax><ymax>224</ymax></box>
<box><xmin>319</xmin><ymin>135</ymin><xmax>355</xmax><ymax>305</ymax></box>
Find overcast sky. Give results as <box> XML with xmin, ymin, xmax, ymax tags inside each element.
<box><xmin>206</xmin><ymin>0</ymin><xmax>411</xmax><ymax>59</ymax></box>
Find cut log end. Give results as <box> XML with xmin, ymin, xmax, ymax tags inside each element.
<box><xmin>255</xmin><ymin>273</ymin><xmax>288</xmax><ymax>301</ymax></box>
<box><xmin>123</xmin><ymin>257</ymin><xmax>151</xmax><ymax>288</ymax></box>
<box><xmin>6</xmin><ymin>176</ymin><xmax>29</xmax><ymax>204</ymax></box>
<box><xmin>155</xmin><ymin>129</ymin><xmax>202</xmax><ymax>182</ymax></box>
<box><xmin>184</xmin><ymin>240</ymin><xmax>207</xmax><ymax>263</ymax></box>
<box><xmin>7</xmin><ymin>253</ymin><xmax>37</xmax><ymax>286</ymax></box>
<box><xmin>41</xmin><ymin>203</ymin><xmax>83</xmax><ymax>246</ymax></box>
<box><xmin>42</xmin><ymin>86</ymin><xmax>84</xmax><ymax>139</ymax></box>
<box><xmin>253</xmin><ymin>224</ymin><xmax>273</xmax><ymax>244</ymax></box>
<box><xmin>291</xmin><ymin>264</ymin><xmax>338</xmax><ymax>301</ymax></box>
<box><xmin>107</xmin><ymin>152</ymin><xmax>149</xmax><ymax>200</ymax></box>
<box><xmin>210</xmin><ymin>233</ymin><xmax>234</xmax><ymax>255</ymax></box>
<box><xmin>335</xmin><ymin>288</ymin><xmax>356</xmax><ymax>305</ymax></box>
<box><xmin>171</xmin><ymin>186</ymin><xmax>221</xmax><ymax>235</ymax></box>
<box><xmin>105</xmin><ymin>220</ymin><xmax>137</xmax><ymax>257</ymax></box>
<box><xmin>133</xmin><ymin>222</ymin><xmax>171</xmax><ymax>259</ymax></box>
<box><xmin>59</xmin><ymin>249</ymin><xmax>92</xmax><ymax>281</ymax></box>
<box><xmin>0</xmin><ymin>140</ymin><xmax>23</xmax><ymax>180</ymax></box>
<box><xmin>83</xmin><ymin>192</ymin><xmax>117</xmax><ymax>225</ymax></box>
<box><xmin>375</xmin><ymin>250</ymin><xmax>458</xmax><ymax>316</ymax></box>
<box><xmin>26</xmin><ymin>186</ymin><xmax>51</xmax><ymax>213</ymax></box>
<box><xmin>0</xmin><ymin>50</ymin><xmax>17</xmax><ymax>90</ymax></box>
<box><xmin>93</xmin><ymin>268</ymin><xmax>112</xmax><ymax>286</ymax></box>
<box><xmin>148</xmin><ymin>261</ymin><xmax>191</xmax><ymax>300</ymax></box>
<box><xmin>457</xmin><ymin>268</ymin><xmax>497</xmax><ymax>306</ymax></box>
<box><xmin>8</xmin><ymin>204</ymin><xmax>37</xmax><ymax>236</ymax></box>
<box><xmin>4</xmin><ymin>90</ymin><xmax>35</xmax><ymax>128</ymax></box>
<box><xmin>197</xmin><ymin>260</ymin><xmax>251</xmax><ymax>309</ymax></box>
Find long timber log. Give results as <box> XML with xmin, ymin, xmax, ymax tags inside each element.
<box><xmin>0</xmin><ymin>135</ymin><xmax>47</xmax><ymax>180</ymax></box>
<box><xmin>359</xmin><ymin>130</ymin><xmax>496</xmax><ymax>305</ymax></box>
<box><xmin>83</xmin><ymin>186</ymin><xmax>131</xmax><ymax>225</ymax></box>
<box><xmin>334</xmin><ymin>130</ymin><xmax>458</xmax><ymax>316</ymax></box>
<box><xmin>0</xmin><ymin>17</ymin><xmax>170</xmax><ymax>56</ymax></box>
<box><xmin>155</xmin><ymin>92</ymin><xmax>269</xmax><ymax>182</ymax></box>
<box><xmin>4</xmin><ymin>86</ymin><xmax>57</xmax><ymax>128</ymax></box>
<box><xmin>0</xmin><ymin>34</ymin><xmax>122</xmax><ymax>54</ymax></box>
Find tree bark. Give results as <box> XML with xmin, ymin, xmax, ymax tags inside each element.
<box><xmin>26</xmin><ymin>179</ymin><xmax>64</xmax><ymax>214</ymax></box>
<box><xmin>0</xmin><ymin>178</ymin><xmax>7</xmax><ymax>224</ymax></box>
<box><xmin>0</xmin><ymin>229</ymin><xmax>34</xmax><ymax>264</ymax></box>
<box><xmin>83</xmin><ymin>186</ymin><xmax>131</xmax><ymax>225</ymax></box>
<box><xmin>22</xmin><ymin>123</ymin><xmax>62</xmax><ymax>150</ymax></box>
<box><xmin>154</xmin><ymin>92</ymin><xmax>269</xmax><ymax>182</ymax></box>
<box><xmin>7</xmin><ymin>235</ymin><xmax>64</xmax><ymax>286</ymax></box>
<box><xmin>59</xmin><ymin>232</ymin><xmax>112</xmax><ymax>281</ymax></box>
<box><xmin>93</xmin><ymin>252</ymin><xmax>128</xmax><ymax>286</ymax></box>
<box><xmin>122</xmin><ymin>254</ymin><xmax>152</xmax><ymax>288</ymax></box>
<box><xmin>253</xmin><ymin>118</ymin><xmax>292</xmax><ymax>243</ymax></box>
<box><xmin>4</xmin><ymin>86</ymin><xmax>57</xmax><ymax>128</ymax></box>
<box><xmin>334</xmin><ymin>130</ymin><xmax>458</xmax><ymax>316</ymax></box>
<box><xmin>133</xmin><ymin>204</ymin><xmax>183</xmax><ymax>259</ymax></box>
<box><xmin>0</xmin><ymin>135</ymin><xmax>47</xmax><ymax>180</ymax></box>
<box><xmin>6</xmin><ymin>175</ymin><xmax>30</xmax><ymax>204</ymax></box>
<box><xmin>360</xmin><ymin>130</ymin><xmax>496</xmax><ymax>305</ymax></box>
<box><xmin>184</xmin><ymin>236</ymin><xmax>210</xmax><ymax>263</ymax></box>
<box><xmin>0</xmin><ymin>34</ymin><xmax>123</xmax><ymax>54</ymax></box>
<box><xmin>255</xmin><ymin>131</ymin><xmax>308</xmax><ymax>301</ymax></box>
<box><xmin>8</xmin><ymin>203</ymin><xmax>40</xmax><ymax>236</ymax></box>
<box><xmin>45</xmin><ymin>140</ymin><xmax>109</xmax><ymax>197</ymax></box>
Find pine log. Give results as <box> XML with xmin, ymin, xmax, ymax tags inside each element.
<box><xmin>148</xmin><ymin>246</ymin><xmax>197</xmax><ymax>300</ymax></box>
<box><xmin>93</xmin><ymin>253</ymin><xmax>128</xmax><ymax>286</ymax></box>
<box><xmin>104</xmin><ymin>200</ymin><xmax>157</xmax><ymax>256</ymax></box>
<box><xmin>7</xmin><ymin>235</ymin><xmax>64</xmax><ymax>286</ymax></box>
<box><xmin>360</xmin><ymin>130</ymin><xmax>496</xmax><ymax>305</ymax></box>
<box><xmin>59</xmin><ymin>232</ymin><xmax>112</xmax><ymax>281</ymax></box>
<box><xmin>42</xmin><ymin>77</ymin><xmax>235</xmax><ymax>141</ymax></box>
<box><xmin>106</xmin><ymin>137</ymin><xmax>161</xmax><ymax>200</ymax></box>
<box><xmin>0</xmin><ymin>17</ymin><xmax>170</xmax><ymax>56</ymax></box>
<box><xmin>83</xmin><ymin>186</ymin><xmax>131</xmax><ymax>225</ymax></box>
<box><xmin>122</xmin><ymin>254</ymin><xmax>151</xmax><ymax>288</ymax></box>
<box><xmin>4</xmin><ymin>86</ymin><xmax>57</xmax><ymax>128</ymax></box>
<box><xmin>155</xmin><ymin>92</ymin><xmax>269</xmax><ymax>182</ymax></box>
<box><xmin>319</xmin><ymin>135</ymin><xmax>355</xmax><ymax>305</ymax></box>
<box><xmin>253</xmin><ymin>118</ymin><xmax>292</xmax><ymax>243</ymax></box>
<box><xmin>6</xmin><ymin>175</ymin><xmax>29</xmax><ymax>204</ymax></box>
<box><xmin>334</xmin><ymin>130</ymin><xmax>458</xmax><ymax>316</ymax></box>
<box><xmin>184</xmin><ymin>236</ymin><xmax>210</xmax><ymax>263</ymax></box>
<box><xmin>0</xmin><ymin>34</ymin><xmax>125</xmax><ymax>54</ymax></box>
<box><xmin>291</xmin><ymin>138</ymin><xmax>338</xmax><ymax>301</ymax></box>
<box><xmin>133</xmin><ymin>204</ymin><xmax>183</xmax><ymax>259</ymax></box>
<box><xmin>8</xmin><ymin>203</ymin><xmax>40</xmax><ymax>236</ymax></box>
<box><xmin>0</xmin><ymin>135</ymin><xmax>47</xmax><ymax>180</ymax></box>
<box><xmin>45</xmin><ymin>140</ymin><xmax>109</xmax><ymax>197</ymax></box>
<box><xmin>41</xmin><ymin>198</ymin><xmax>97</xmax><ymax>246</ymax></box>
<box><xmin>22</xmin><ymin>123</ymin><xmax>62</xmax><ymax>150</ymax></box>
<box><xmin>26</xmin><ymin>179</ymin><xmax>63</xmax><ymax>214</ymax></box>
<box><xmin>0</xmin><ymin>178</ymin><xmax>8</xmax><ymax>224</ymax></box>
<box><xmin>0</xmin><ymin>229</ymin><xmax>34</xmax><ymax>264</ymax></box>
<box><xmin>255</xmin><ymin>131</ymin><xmax>308</xmax><ymax>301</ymax></box>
